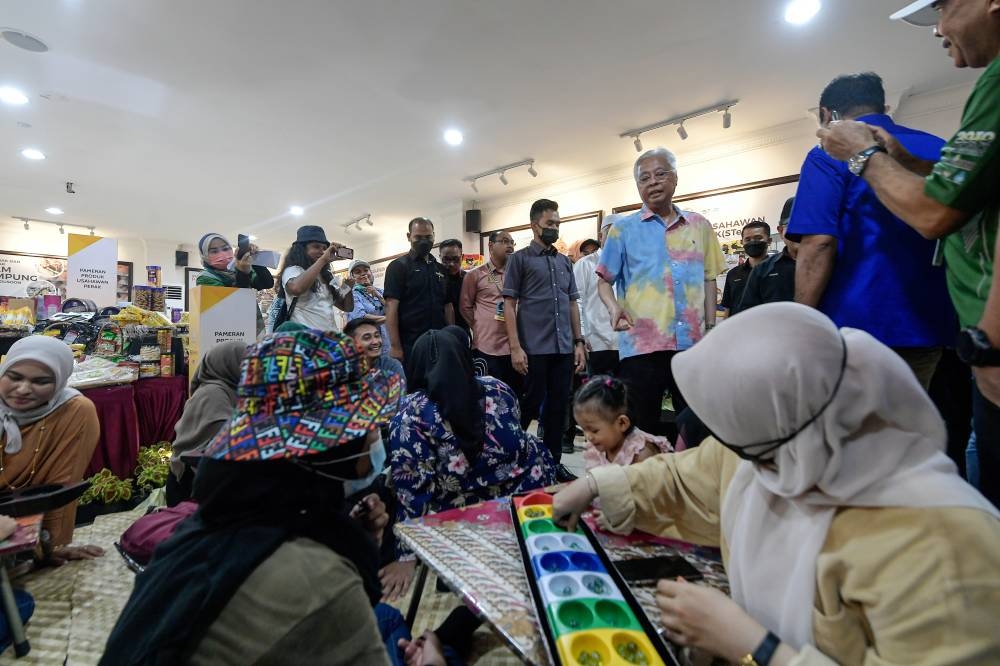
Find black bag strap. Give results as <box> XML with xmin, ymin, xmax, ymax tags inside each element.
<box><xmin>286</xmin><ymin>296</ymin><xmax>299</xmax><ymax>319</ymax></box>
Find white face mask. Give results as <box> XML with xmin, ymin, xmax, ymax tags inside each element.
<box><xmin>294</xmin><ymin>434</ymin><xmax>386</xmax><ymax>497</ymax></box>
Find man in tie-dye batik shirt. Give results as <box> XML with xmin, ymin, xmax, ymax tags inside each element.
<box><xmin>596</xmin><ymin>147</ymin><xmax>725</xmax><ymax>437</ymax></box>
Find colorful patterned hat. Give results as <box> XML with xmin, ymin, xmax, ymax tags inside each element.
<box><xmin>203</xmin><ymin>329</ymin><xmax>402</xmax><ymax>461</ymax></box>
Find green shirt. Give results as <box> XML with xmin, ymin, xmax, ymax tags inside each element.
<box><xmin>925</xmin><ymin>56</ymin><xmax>1000</xmax><ymax>327</ymax></box>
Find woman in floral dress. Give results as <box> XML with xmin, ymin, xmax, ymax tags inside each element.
<box><xmin>380</xmin><ymin>326</ymin><xmax>555</xmax><ymax>604</ymax></box>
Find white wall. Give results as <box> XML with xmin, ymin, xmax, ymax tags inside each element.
<box><xmin>0</xmin><ymin>222</ymin><xmax>200</xmax><ymax>292</ymax></box>
<box><xmin>476</xmin><ymin>82</ymin><xmax>974</xmax><ymax>232</ymax></box>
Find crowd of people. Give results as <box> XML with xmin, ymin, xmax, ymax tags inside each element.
<box><xmin>0</xmin><ymin>1</ymin><xmax>996</xmax><ymax>664</ymax></box>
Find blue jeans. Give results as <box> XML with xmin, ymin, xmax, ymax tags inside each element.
<box><xmin>375</xmin><ymin>603</ymin><xmax>465</xmax><ymax>666</ymax></box>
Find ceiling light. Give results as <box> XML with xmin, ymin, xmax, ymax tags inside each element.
<box><xmin>23</xmin><ymin>221</ymin><xmax>29</xmax><ymax>231</ymax></box>
<box><xmin>784</xmin><ymin>0</ymin><xmax>821</xmax><ymax>25</ymax></box>
<box><xmin>45</xmin><ymin>207</ymin><xmax>63</xmax><ymax>215</ymax></box>
<box><xmin>499</xmin><ymin>172</ymin><xmax>509</xmax><ymax>186</ymax></box>
<box><xmin>722</xmin><ymin>108</ymin><xmax>732</xmax><ymax>129</ymax></box>
<box><xmin>0</xmin><ymin>86</ymin><xmax>28</xmax><ymax>105</ymax></box>
<box><xmin>470</xmin><ymin>180</ymin><xmax>478</xmax><ymax>193</ymax></box>
<box><xmin>1</xmin><ymin>29</ymin><xmax>49</xmax><ymax>53</ymax></box>
<box><xmin>248</xmin><ymin>235</ymin><xmax>258</xmax><ymax>241</ymax></box>
<box><xmin>20</xmin><ymin>147</ymin><xmax>45</xmax><ymax>160</ymax></box>
<box><xmin>633</xmin><ymin>136</ymin><xmax>643</xmax><ymax>152</ymax></box>
<box><xmin>58</xmin><ymin>224</ymin><xmax>64</xmax><ymax>234</ymax></box>
<box><xmin>443</xmin><ymin>128</ymin><xmax>464</xmax><ymax>146</ymax></box>
<box><xmin>527</xmin><ymin>164</ymin><xmax>538</xmax><ymax>177</ymax></box>
<box><xmin>366</xmin><ymin>215</ymin><xmax>374</xmax><ymax>226</ymax></box>
<box><xmin>289</xmin><ymin>205</ymin><xmax>304</xmax><ymax>216</ymax></box>
<box><xmin>677</xmin><ymin>123</ymin><xmax>688</xmax><ymax>141</ymax></box>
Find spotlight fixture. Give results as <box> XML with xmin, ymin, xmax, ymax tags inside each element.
<box><xmin>289</xmin><ymin>205</ymin><xmax>304</xmax><ymax>216</ymax></box>
<box><xmin>20</xmin><ymin>147</ymin><xmax>45</xmax><ymax>160</ymax></box>
<box><xmin>620</xmin><ymin>100</ymin><xmax>738</xmax><ymax>148</ymax></box>
<box><xmin>342</xmin><ymin>213</ymin><xmax>373</xmax><ymax>233</ymax></box>
<box><xmin>0</xmin><ymin>86</ymin><xmax>29</xmax><ymax>106</ymax></box>
<box><xmin>462</xmin><ymin>159</ymin><xmax>536</xmax><ymax>190</ymax></box>
<box><xmin>12</xmin><ymin>216</ymin><xmax>94</xmax><ymax>235</ymax></box>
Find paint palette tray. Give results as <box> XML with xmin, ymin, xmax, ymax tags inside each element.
<box><xmin>511</xmin><ymin>491</ymin><xmax>674</xmax><ymax>666</ymax></box>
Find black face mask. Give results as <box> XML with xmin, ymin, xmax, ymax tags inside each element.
<box><xmin>540</xmin><ymin>228</ymin><xmax>559</xmax><ymax>245</ymax></box>
<box><xmin>412</xmin><ymin>239</ymin><xmax>432</xmax><ymax>256</ymax></box>
<box><xmin>710</xmin><ymin>336</ymin><xmax>848</xmax><ymax>463</ymax></box>
<box><xmin>743</xmin><ymin>240</ymin><xmax>768</xmax><ymax>258</ymax></box>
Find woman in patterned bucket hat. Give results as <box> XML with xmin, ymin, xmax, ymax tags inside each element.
<box><xmin>101</xmin><ymin>330</ymin><xmax>408</xmax><ymax>666</ymax></box>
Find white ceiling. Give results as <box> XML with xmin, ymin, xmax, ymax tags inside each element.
<box><xmin>0</xmin><ymin>0</ymin><xmax>975</xmax><ymax>251</ymax></box>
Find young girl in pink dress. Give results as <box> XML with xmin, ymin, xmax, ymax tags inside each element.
<box><xmin>575</xmin><ymin>375</ymin><xmax>673</xmax><ymax>470</ymax></box>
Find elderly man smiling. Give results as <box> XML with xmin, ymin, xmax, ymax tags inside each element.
<box><xmin>596</xmin><ymin>148</ymin><xmax>725</xmax><ymax>440</ymax></box>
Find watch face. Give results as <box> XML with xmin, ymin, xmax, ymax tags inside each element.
<box><xmin>848</xmin><ymin>155</ymin><xmax>864</xmax><ymax>176</ymax></box>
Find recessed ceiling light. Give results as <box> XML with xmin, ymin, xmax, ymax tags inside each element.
<box><xmin>443</xmin><ymin>128</ymin><xmax>464</xmax><ymax>146</ymax></box>
<box><xmin>45</xmin><ymin>207</ymin><xmax>63</xmax><ymax>215</ymax></box>
<box><xmin>785</xmin><ymin>0</ymin><xmax>821</xmax><ymax>24</ymax></box>
<box><xmin>0</xmin><ymin>86</ymin><xmax>28</xmax><ymax>105</ymax></box>
<box><xmin>248</xmin><ymin>235</ymin><xmax>258</xmax><ymax>241</ymax></box>
<box><xmin>289</xmin><ymin>205</ymin><xmax>304</xmax><ymax>216</ymax></box>
<box><xmin>20</xmin><ymin>147</ymin><xmax>45</xmax><ymax>160</ymax></box>
<box><xmin>1</xmin><ymin>29</ymin><xmax>49</xmax><ymax>53</ymax></box>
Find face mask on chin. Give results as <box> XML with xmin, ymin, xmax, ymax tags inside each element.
<box><xmin>540</xmin><ymin>228</ymin><xmax>559</xmax><ymax>245</ymax></box>
<box><xmin>743</xmin><ymin>241</ymin><xmax>768</xmax><ymax>258</ymax></box>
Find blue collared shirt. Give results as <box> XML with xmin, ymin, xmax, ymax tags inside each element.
<box><xmin>786</xmin><ymin>114</ymin><xmax>956</xmax><ymax>347</ymax></box>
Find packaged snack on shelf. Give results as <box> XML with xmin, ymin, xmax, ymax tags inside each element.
<box><xmin>146</xmin><ymin>266</ymin><xmax>162</xmax><ymax>287</ymax></box>
<box><xmin>68</xmin><ymin>356</ymin><xmax>139</xmax><ymax>389</ymax></box>
<box><xmin>160</xmin><ymin>353</ymin><xmax>173</xmax><ymax>376</ymax></box>
<box><xmin>139</xmin><ymin>360</ymin><xmax>160</xmax><ymax>378</ymax></box>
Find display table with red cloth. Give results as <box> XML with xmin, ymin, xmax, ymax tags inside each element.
<box><xmin>82</xmin><ymin>376</ymin><xmax>187</xmax><ymax>479</ymax></box>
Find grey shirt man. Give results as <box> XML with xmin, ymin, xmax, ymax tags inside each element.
<box><xmin>501</xmin><ymin>240</ymin><xmax>580</xmax><ymax>354</ymax></box>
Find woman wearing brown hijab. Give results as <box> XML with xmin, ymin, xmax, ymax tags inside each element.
<box><xmin>0</xmin><ymin>336</ymin><xmax>102</xmax><ymax>560</ymax></box>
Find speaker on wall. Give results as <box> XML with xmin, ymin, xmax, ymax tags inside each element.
<box><xmin>175</xmin><ymin>250</ymin><xmax>189</xmax><ymax>267</ymax></box>
<box><xmin>465</xmin><ymin>209</ymin><xmax>482</xmax><ymax>233</ymax></box>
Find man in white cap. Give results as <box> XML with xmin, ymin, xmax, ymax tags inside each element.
<box><xmin>818</xmin><ymin>0</ymin><xmax>1000</xmax><ymax>507</ymax></box>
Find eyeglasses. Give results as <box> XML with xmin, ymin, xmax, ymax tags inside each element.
<box><xmin>491</xmin><ymin>239</ymin><xmax>516</xmax><ymax>246</ymax></box>
<box><xmin>637</xmin><ymin>169</ymin><xmax>675</xmax><ymax>185</ymax></box>
<box><xmin>441</xmin><ymin>256</ymin><xmax>462</xmax><ymax>264</ymax></box>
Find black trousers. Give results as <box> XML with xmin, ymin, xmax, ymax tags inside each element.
<box><xmin>618</xmin><ymin>351</ymin><xmax>686</xmax><ymax>441</ymax></box>
<box><xmin>473</xmin><ymin>350</ymin><xmax>523</xmax><ymax>397</ymax></box>
<box><xmin>973</xmin><ymin>383</ymin><xmax>1000</xmax><ymax>509</ymax></box>
<box><xmin>520</xmin><ymin>353</ymin><xmax>574</xmax><ymax>463</ymax></box>
<box><xmin>588</xmin><ymin>350</ymin><xmax>620</xmax><ymax>378</ymax></box>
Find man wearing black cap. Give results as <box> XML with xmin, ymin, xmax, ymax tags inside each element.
<box><xmin>739</xmin><ymin>197</ymin><xmax>799</xmax><ymax>312</ymax></box>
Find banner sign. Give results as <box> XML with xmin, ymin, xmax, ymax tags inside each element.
<box><xmin>67</xmin><ymin>234</ymin><xmax>119</xmax><ymax>306</ymax></box>
<box><xmin>189</xmin><ymin>286</ymin><xmax>257</xmax><ymax>377</ymax></box>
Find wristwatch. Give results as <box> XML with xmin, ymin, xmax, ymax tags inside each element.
<box><xmin>956</xmin><ymin>326</ymin><xmax>1000</xmax><ymax>367</ymax></box>
<box><xmin>574</xmin><ymin>337</ymin><xmax>586</xmax><ymax>346</ymax></box>
<box><xmin>739</xmin><ymin>632</ymin><xmax>780</xmax><ymax>666</ymax></box>
<box><xmin>847</xmin><ymin>145</ymin><xmax>887</xmax><ymax>176</ymax></box>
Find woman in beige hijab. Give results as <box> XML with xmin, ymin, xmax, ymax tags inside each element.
<box><xmin>554</xmin><ymin>302</ymin><xmax>1000</xmax><ymax>665</ymax></box>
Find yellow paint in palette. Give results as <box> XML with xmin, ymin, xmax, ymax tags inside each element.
<box><xmin>556</xmin><ymin>628</ymin><xmax>661</xmax><ymax>666</ymax></box>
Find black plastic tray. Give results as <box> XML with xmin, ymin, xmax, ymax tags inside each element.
<box><xmin>0</xmin><ymin>481</ymin><xmax>90</xmax><ymax>517</ymax></box>
<box><xmin>509</xmin><ymin>491</ymin><xmax>679</xmax><ymax>666</ymax></box>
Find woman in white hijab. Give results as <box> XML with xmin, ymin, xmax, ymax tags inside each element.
<box><xmin>554</xmin><ymin>302</ymin><xmax>1000</xmax><ymax>665</ymax></box>
<box><xmin>0</xmin><ymin>336</ymin><xmax>103</xmax><ymax>561</ymax></box>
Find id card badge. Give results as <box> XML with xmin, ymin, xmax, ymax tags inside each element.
<box><xmin>932</xmin><ymin>239</ymin><xmax>944</xmax><ymax>267</ymax></box>
<box><xmin>494</xmin><ymin>300</ymin><xmax>505</xmax><ymax>322</ymax></box>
